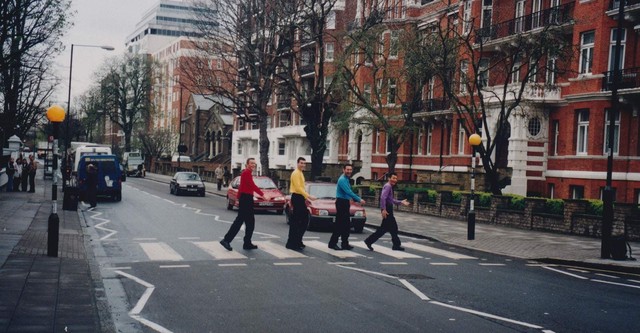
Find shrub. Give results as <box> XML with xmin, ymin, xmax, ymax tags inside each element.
<box><xmin>506</xmin><ymin>194</ymin><xmax>526</xmax><ymax>211</ymax></box>
<box><xmin>477</xmin><ymin>192</ymin><xmax>492</xmax><ymax>207</ymax></box>
<box><xmin>587</xmin><ymin>199</ymin><xmax>603</xmax><ymax>216</ymax></box>
<box><xmin>451</xmin><ymin>191</ymin><xmax>463</xmax><ymax>204</ymax></box>
<box><xmin>544</xmin><ymin>199</ymin><xmax>564</xmax><ymax>215</ymax></box>
<box><xmin>418</xmin><ymin>189</ymin><xmax>438</xmax><ymax>203</ymax></box>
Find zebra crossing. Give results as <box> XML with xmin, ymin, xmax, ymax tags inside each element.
<box><xmin>130</xmin><ymin>238</ymin><xmax>481</xmax><ymax>264</ymax></box>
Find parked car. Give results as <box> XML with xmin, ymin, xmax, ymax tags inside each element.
<box><xmin>226</xmin><ymin>176</ymin><xmax>285</xmax><ymax>214</ymax></box>
<box><xmin>284</xmin><ymin>182</ymin><xmax>367</xmax><ymax>233</ymax></box>
<box><xmin>170</xmin><ymin>172</ymin><xmax>205</xmax><ymax>196</ymax></box>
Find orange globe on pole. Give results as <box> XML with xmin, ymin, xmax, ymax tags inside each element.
<box><xmin>468</xmin><ymin>133</ymin><xmax>481</xmax><ymax>146</ymax></box>
<box><xmin>46</xmin><ymin>105</ymin><xmax>66</xmax><ymax>123</ymax></box>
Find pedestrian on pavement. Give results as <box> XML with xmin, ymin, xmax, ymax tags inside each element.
<box><xmin>5</xmin><ymin>157</ymin><xmax>16</xmax><ymax>192</ymax></box>
<box><xmin>220</xmin><ymin>158</ymin><xmax>270</xmax><ymax>251</ymax></box>
<box><xmin>27</xmin><ymin>155</ymin><xmax>37</xmax><ymax>193</ymax></box>
<box><xmin>13</xmin><ymin>157</ymin><xmax>22</xmax><ymax>191</ymax></box>
<box><xmin>214</xmin><ymin>164</ymin><xmax>224</xmax><ymax>191</ymax></box>
<box><xmin>20</xmin><ymin>158</ymin><xmax>29</xmax><ymax>192</ymax></box>
<box><xmin>328</xmin><ymin>163</ymin><xmax>365</xmax><ymax>250</ymax></box>
<box><xmin>365</xmin><ymin>172</ymin><xmax>410</xmax><ymax>251</ymax></box>
<box><xmin>223</xmin><ymin>166</ymin><xmax>231</xmax><ymax>187</ymax></box>
<box><xmin>86</xmin><ymin>164</ymin><xmax>99</xmax><ymax>208</ymax></box>
<box><xmin>286</xmin><ymin>157</ymin><xmax>316</xmax><ymax>250</ymax></box>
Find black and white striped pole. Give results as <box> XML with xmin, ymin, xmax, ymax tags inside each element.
<box><xmin>468</xmin><ymin>133</ymin><xmax>482</xmax><ymax>240</ymax></box>
<box><xmin>46</xmin><ymin>105</ymin><xmax>65</xmax><ymax>257</ymax></box>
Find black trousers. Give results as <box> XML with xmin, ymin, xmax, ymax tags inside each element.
<box><xmin>329</xmin><ymin>198</ymin><xmax>351</xmax><ymax>246</ymax></box>
<box><xmin>365</xmin><ymin>204</ymin><xmax>401</xmax><ymax>247</ymax></box>
<box><xmin>217</xmin><ymin>178</ymin><xmax>223</xmax><ymax>191</ymax></box>
<box><xmin>224</xmin><ymin>193</ymin><xmax>255</xmax><ymax>244</ymax></box>
<box><xmin>21</xmin><ymin>175</ymin><xmax>28</xmax><ymax>191</ymax></box>
<box><xmin>28</xmin><ymin>172</ymin><xmax>35</xmax><ymax>192</ymax></box>
<box><xmin>287</xmin><ymin>193</ymin><xmax>308</xmax><ymax>247</ymax></box>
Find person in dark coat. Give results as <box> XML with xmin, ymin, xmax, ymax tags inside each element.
<box><xmin>27</xmin><ymin>155</ymin><xmax>37</xmax><ymax>193</ymax></box>
<box><xmin>20</xmin><ymin>159</ymin><xmax>29</xmax><ymax>192</ymax></box>
<box><xmin>86</xmin><ymin>163</ymin><xmax>99</xmax><ymax>208</ymax></box>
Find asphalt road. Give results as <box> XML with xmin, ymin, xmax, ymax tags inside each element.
<box><xmin>83</xmin><ymin>178</ymin><xmax>640</xmax><ymax>333</ymax></box>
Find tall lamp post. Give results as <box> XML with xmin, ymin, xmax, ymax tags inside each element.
<box><xmin>46</xmin><ymin>105</ymin><xmax>66</xmax><ymax>257</ymax></box>
<box><xmin>63</xmin><ymin>43</ymin><xmax>114</xmax><ymax>191</ymax></box>
<box><xmin>468</xmin><ymin>133</ymin><xmax>482</xmax><ymax>240</ymax></box>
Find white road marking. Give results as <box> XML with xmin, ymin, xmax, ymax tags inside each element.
<box><xmin>328</xmin><ymin>262</ymin><xmax>356</xmax><ymax>265</ymax></box>
<box><xmin>115</xmin><ymin>270</ymin><xmax>172</xmax><ymax>333</ymax></box>
<box><xmin>430</xmin><ymin>262</ymin><xmax>458</xmax><ymax>266</ymax></box>
<box><xmin>591</xmin><ymin>279</ymin><xmax>640</xmax><ymax>289</ymax></box>
<box><xmin>252</xmin><ymin>241</ymin><xmax>308</xmax><ymax>259</ymax></box>
<box><xmin>159</xmin><ymin>265</ymin><xmax>190</xmax><ymax>269</ymax></box>
<box><xmin>105</xmin><ymin>267</ymin><xmax>131</xmax><ymax>270</ymax></box>
<box><xmin>352</xmin><ymin>242</ymin><xmax>422</xmax><ymax>259</ymax></box>
<box><xmin>218</xmin><ymin>263</ymin><xmax>247</xmax><ymax>267</ymax></box>
<box><xmin>628</xmin><ymin>279</ymin><xmax>640</xmax><ymax>284</ymax></box>
<box><xmin>139</xmin><ymin>242</ymin><xmax>184</xmax><ymax>261</ymax></box>
<box><xmin>430</xmin><ymin>301</ymin><xmax>543</xmax><ymax>329</ymax></box>
<box><xmin>399</xmin><ymin>279</ymin><xmax>430</xmax><ymax>301</ymax></box>
<box><xmin>402</xmin><ymin>242</ymin><xmax>477</xmax><ymax>260</ymax></box>
<box><xmin>273</xmin><ymin>262</ymin><xmax>303</xmax><ymax>266</ymax></box>
<box><xmin>479</xmin><ymin>263</ymin><xmax>506</xmax><ymax>266</ymax></box>
<box><xmin>542</xmin><ymin>266</ymin><xmax>588</xmax><ymax>280</ymax></box>
<box><xmin>133</xmin><ymin>238</ymin><xmax>157</xmax><ymax>241</ymax></box>
<box><xmin>90</xmin><ymin>210</ymin><xmax>118</xmax><ymax>241</ymax></box>
<box><xmin>178</xmin><ymin>237</ymin><xmax>200</xmax><ymax>240</ymax></box>
<box><xmin>380</xmin><ymin>262</ymin><xmax>408</xmax><ymax>265</ymax></box>
<box><xmin>335</xmin><ymin>265</ymin><xmax>398</xmax><ymax>279</ymax></box>
<box><xmin>192</xmin><ymin>241</ymin><xmax>247</xmax><ymax>260</ymax></box>
<box><xmin>567</xmin><ymin>268</ymin><xmax>590</xmax><ymax>273</ymax></box>
<box><xmin>304</xmin><ymin>240</ymin><xmax>365</xmax><ymax>258</ymax></box>
<box><xmin>594</xmin><ymin>273</ymin><xmax>619</xmax><ymax>279</ymax></box>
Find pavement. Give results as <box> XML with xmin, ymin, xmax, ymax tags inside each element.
<box><xmin>0</xmin><ymin>172</ymin><xmax>638</xmax><ymax>332</ymax></box>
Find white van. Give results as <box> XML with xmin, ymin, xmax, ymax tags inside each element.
<box><xmin>73</xmin><ymin>145</ymin><xmax>111</xmax><ymax>172</ymax></box>
<box><xmin>171</xmin><ymin>155</ymin><xmax>192</xmax><ymax>163</ymax></box>
<box><xmin>123</xmin><ymin>151</ymin><xmax>144</xmax><ymax>176</ymax></box>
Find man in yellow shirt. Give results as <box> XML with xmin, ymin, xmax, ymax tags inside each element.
<box><xmin>286</xmin><ymin>157</ymin><xmax>316</xmax><ymax>250</ymax></box>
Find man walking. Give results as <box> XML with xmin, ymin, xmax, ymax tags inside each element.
<box><xmin>214</xmin><ymin>164</ymin><xmax>224</xmax><ymax>191</ymax></box>
<box><xmin>286</xmin><ymin>157</ymin><xmax>316</xmax><ymax>250</ymax></box>
<box><xmin>364</xmin><ymin>172</ymin><xmax>409</xmax><ymax>251</ymax></box>
<box><xmin>220</xmin><ymin>158</ymin><xmax>269</xmax><ymax>251</ymax></box>
<box><xmin>328</xmin><ymin>164</ymin><xmax>365</xmax><ymax>250</ymax></box>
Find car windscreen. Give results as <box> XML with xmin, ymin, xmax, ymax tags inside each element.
<box><xmin>308</xmin><ymin>184</ymin><xmax>336</xmax><ymax>199</ymax></box>
<box><xmin>177</xmin><ymin>173</ymin><xmax>200</xmax><ymax>181</ymax></box>
<box><xmin>254</xmin><ymin>177</ymin><xmax>277</xmax><ymax>189</ymax></box>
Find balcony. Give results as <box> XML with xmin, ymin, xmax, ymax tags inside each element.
<box><xmin>602</xmin><ymin>67</ymin><xmax>640</xmax><ymax>91</ymax></box>
<box><xmin>607</xmin><ymin>0</ymin><xmax>640</xmax><ymax>21</ymax></box>
<box><xmin>421</xmin><ymin>99</ymin><xmax>450</xmax><ymax>112</ymax></box>
<box><xmin>277</xmin><ymin>99</ymin><xmax>291</xmax><ymax>110</ymax></box>
<box><xmin>483</xmin><ymin>83</ymin><xmax>562</xmax><ymax>104</ymax></box>
<box><xmin>476</xmin><ymin>2</ymin><xmax>575</xmax><ymax>44</ymax></box>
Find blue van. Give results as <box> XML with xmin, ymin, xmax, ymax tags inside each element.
<box><xmin>77</xmin><ymin>154</ymin><xmax>122</xmax><ymax>202</ymax></box>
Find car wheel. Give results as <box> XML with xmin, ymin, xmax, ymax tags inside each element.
<box><xmin>176</xmin><ymin>188</ymin><xmax>181</xmax><ymax>196</ymax></box>
<box><xmin>227</xmin><ymin>198</ymin><xmax>233</xmax><ymax>210</ymax></box>
<box><xmin>113</xmin><ymin>191</ymin><xmax>122</xmax><ymax>202</ymax></box>
<box><xmin>200</xmin><ymin>191</ymin><xmax>205</xmax><ymax>197</ymax></box>
<box><xmin>170</xmin><ymin>186</ymin><xmax>173</xmax><ymax>195</ymax></box>
<box><xmin>276</xmin><ymin>209</ymin><xmax>283</xmax><ymax>215</ymax></box>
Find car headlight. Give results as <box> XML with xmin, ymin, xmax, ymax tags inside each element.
<box><xmin>198</xmin><ymin>183</ymin><xmax>205</xmax><ymax>188</ymax></box>
<box><xmin>272</xmin><ymin>196</ymin><xmax>285</xmax><ymax>201</ymax></box>
<box><xmin>318</xmin><ymin>209</ymin><xmax>329</xmax><ymax>216</ymax></box>
<box><xmin>354</xmin><ymin>211</ymin><xmax>364</xmax><ymax>217</ymax></box>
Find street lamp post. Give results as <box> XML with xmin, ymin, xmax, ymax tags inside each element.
<box><xmin>468</xmin><ymin>133</ymin><xmax>482</xmax><ymax>240</ymax></box>
<box><xmin>62</xmin><ymin>44</ymin><xmax>114</xmax><ymax>200</ymax></box>
<box><xmin>46</xmin><ymin>105</ymin><xmax>66</xmax><ymax>257</ymax></box>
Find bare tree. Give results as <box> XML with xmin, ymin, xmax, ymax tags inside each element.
<box><xmin>191</xmin><ymin>0</ymin><xmax>301</xmax><ymax>175</ymax></box>
<box><xmin>98</xmin><ymin>54</ymin><xmax>155</xmax><ymax>152</ymax></box>
<box><xmin>0</xmin><ymin>0</ymin><xmax>72</xmax><ymax>139</ymax></box>
<box><xmin>139</xmin><ymin>128</ymin><xmax>173</xmax><ymax>169</ymax></box>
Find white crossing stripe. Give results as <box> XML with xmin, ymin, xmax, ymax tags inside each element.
<box><xmin>304</xmin><ymin>240</ymin><xmax>365</xmax><ymax>258</ymax></box>
<box><xmin>430</xmin><ymin>262</ymin><xmax>458</xmax><ymax>266</ymax></box>
<box><xmin>403</xmin><ymin>242</ymin><xmax>477</xmax><ymax>260</ymax></box>
<box><xmin>478</xmin><ymin>263</ymin><xmax>506</xmax><ymax>266</ymax></box>
<box><xmin>352</xmin><ymin>242</ymin><xmax>422</xmax><ymax>259</ymax></box>
<box><xmin>252</xmin><ymin>241</ymin><xmax>308</xmax><ymax>259</ymax></box>
<box><xmin>191</xmin><ymin>241</ymin><xmax>248</xmax><ymax>260</ymax></box>
<box><xmin>139</xmin><ymin>242</ymin><xmax>184</xmax><ymax>261</ymax></box>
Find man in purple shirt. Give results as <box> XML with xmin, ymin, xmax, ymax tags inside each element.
<box><xmin>364</xmin><ymin>172</ymin><xmax>409</xmax><ymax>251</ymax></box>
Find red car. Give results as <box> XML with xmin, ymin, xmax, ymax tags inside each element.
<box><xmin>284</xmin><ymin>182</ymin><xmax>367</xmax><ymax>233</ymax></box>
<box><xmin>226</xmin><ymin>176</ymin><xmax>286</xmax><ymax>214</ymax></box>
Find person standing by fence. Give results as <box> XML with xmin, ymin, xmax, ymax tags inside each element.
<box><xmin>214</xmin><ymin>164</ymin><xmax>224</xmax><ymax>191</ymax></box>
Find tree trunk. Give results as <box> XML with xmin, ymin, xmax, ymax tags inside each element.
<box><xmin>258</xmin><ymin>114</ymin><xmax>270</xmax><ymax>176</ymax></box>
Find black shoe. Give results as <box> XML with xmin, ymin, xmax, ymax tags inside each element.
<box><xmin>299</xmin><ymin>243</ymin><xmax>306</xmax><ymax>249</ymax></box>
<box><xmin>342</xmin><ymin>244</ymin><xmax>354</xmax><ymax>250</ymax></box>
<box><xmin>219</xmin><ymin>240</ymin><xmax>233</xmax><ymax>251</ymax></box>
<box><xmin>328</xmin><ymin>244</ymin><xmax>342</xmax><ymax>251</ymax></box>
<box><xmin>364</xmin><ymin>240</ymin><xmax>374</xmax><ymax>251</ymax></box>
<box><xmin>392</xmin><ymin>246</ymin><xmax>405</xmax><ymax>251</ymax></box>
<box><xmin>286</xmin><ymin>244</ymin><xmax>302</xmax><ymax>251</ymax></box>
<box><xmin>243</xmin><ymin>243</ymin><xmax>258</xmax><ymax>250</ymax></box>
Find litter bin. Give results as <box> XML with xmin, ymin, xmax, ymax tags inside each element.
<box><xmin>63</xmin><ymin>186</ymin><xmax>79</xmax><ymax>211</ymax></box>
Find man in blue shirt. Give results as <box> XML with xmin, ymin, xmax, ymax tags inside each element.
<box><xmin>328</xmin><ymin>164</ymin><xmax>366</xmax><ymax>250</ymax></box>
<box><xmin>364</xmin><ymin>172</ymin><xmax>409</xmax><ymax>251</ymax></box>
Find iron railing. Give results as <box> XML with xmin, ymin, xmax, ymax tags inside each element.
<box><xmin>602</xmin><ymin>67</ymin><xmax>640</xmax><ymax>91</ymax></box>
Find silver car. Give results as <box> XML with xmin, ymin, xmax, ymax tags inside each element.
<box><xmin>170</xmin><ymin>172</ymin><xmax>205</xmax><ymax>197</ymax></box>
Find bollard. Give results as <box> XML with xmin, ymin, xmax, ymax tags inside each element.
<box><xmin>47</xmin><ymin>213</ymin><xmax>59</xmax><ymax>257</ymax></box>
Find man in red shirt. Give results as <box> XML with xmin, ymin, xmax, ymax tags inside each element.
<box><xmin>220</xmin><ymin>158</ymin><xmax>269</xmax><ymax>251</ymax></box>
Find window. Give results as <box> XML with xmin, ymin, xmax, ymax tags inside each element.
<box><xmin>417</xmin><ymin>128</ymin><xmax>424</xmax><ymax>155</ymax></box>
<box><xmin>326</xmin><ymin>11</ymin><xmax>336</xmax><ymax>29</ymax></box>
<box><xmin>386</xmin><ymin>134</ymin><xmax>393</xmax><ymax>154</ymax></box>
<box><xmin>552</xmin><ymin>120</ymin><xmax>559</xmax><ymax>156</ymax></box>
<box><xmin>546</xmin><ymin>57</ymin><xmax>557</xmax><ymax>85</ymax></box>
<box><xmin>363</xmin><ymin>84</ymin><xmax>371</xmax><ymax>103</ymax></box>
<box><xmin>378</xmin><ymin>33</ymin><xmax>385</xmax><ymax>58</ymax></box>
<box><xmin>482</xmin><ymin>0</ymin><xmax>493</xmax><ymax>29</ymax></box>
<box><xmin>427</xmin><ymin>123</ymin><xmax>433</xmax><ymax>155</ymax></box>
<box><xmin>375</xmin><ymin>130</ymin><xmax>382</xmax><ymax>153</ymax></box>
<box><xmin>576</xmin><ymin>110</ymin><xmax>589</xmax><ymax>155</ymax></box>
<box><xmin>278</xmin><ymin>140</ymin><xmax>285</xmax><ymax>155</ymax></box>
<box><xmin>579</xmin><ymin>31</ymin><xmax>595</xmax><ymax>74</ymax></box>
<box><xmin>324</xmin><ymin>140</ymin><xmax>330</xmax><ymax>157</ymax></box>
<box><xmin>428</xmin><ymin>77</ymin><xmax>435</xmax><ymax>99</ymax></box>
<box><xmin>528</xmin><ymin>117</ymin><xmax>541</xmax><ymax>137</ymax></box>
<box><xmin>528</xmin><ymin>57</ymin><xmax>538</xmax><ymax>83</ymax></box>
<box><xmin>511</xmin><ymin>60</ymin><xmax>521</xmax><ymax>84</ymax></box>
<box><xmin>599</xmin><ymin>187</ymin><xmax>617</xmax><ymax>201</ymax></box>
<box><xmin>279</xmin><ymin>111</ymin><xmax>291</xmax><ymax>127</ymax></box>
<box><xmin>325</xmin><ymin>43</ymin><xmax>335</xmax><ymax>61</ymax></box>
<box><xmin>388</xmin><ymin>79</ymin><xmax>397</xmax><ymax>105</ymax></box>
<box><xmin>603</xmin><ymin>110</ymin><xmax>620</xmax><ymax>155</ymax></box>
<box><xmin>570</xmin><ymin>185</ymin><xmax>584</xmax><ymax>199</ymax></box>
<box><xmin>462</xmin><ymin>0</ymin><xmax>472</xmax><ymax>35</ymax></box>
<box><xmin>458</xmin><ymin>120</ymin><xmax>466</xmax><ymax>155</ymax></box>
<box><xmin>390</xmin><ymin>31</ymin><xmax>399</xmax><ymax>58</ymax></box>
<box><xmin>237</xmin><ymin>141</ymin><xmax>243</xmax><ymax>155</ymax></box>
<box><xmin>514</xmin><ymin>0</ymin><xmax>525</xmax><ymax>33</ymax></box>
<box><xmin>478</xmin><ymin>58</ymin><xmax>489</xmax><ymax>88</ymax></box>
<box><xmin>548</xmin><ymin>184</ymin><xmax>555</xmax><ymax>199</ymax></box>
<box><xmin>531</xmin><ymin>0</ymin><xmax>542</xmax><ymax>29</ymax></box>
<box><xmin>217</xmin><ymin>61</ymin><xmax>222</xmax><ymax>70</ymax></box>
<box><xmin>608</xmin><ymin>28</ymin><xmax>626</xmax><ymax>72</ymax></box>
<box><xmin>460</xmin><ymin>61</ymin><xmax>468</xmax><ymax>93</ymax></box>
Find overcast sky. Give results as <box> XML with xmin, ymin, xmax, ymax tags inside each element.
<box><xmin>52</xmin><ymin>0</ymin><xmax>159</xmax><ymax>107</ymax></box>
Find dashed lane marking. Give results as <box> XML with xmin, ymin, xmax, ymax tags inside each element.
<box><xmin>139</xmin><ymin>242</ymin><xmax>184</xmax><ymax>261</ymax></box>
<box><xmin>218</xmin><ymin>263</ymin><xmax>247</xmax><ymax>267</ymax></box>
<box><xmin>273</xmin><ymin>262</ymin><xmax>303</xmax><ymax>266</ymax></box>
<box><xmin>191</xmin><ymin>241</ymin><xmax>248</xmax><ymax>260</ymax></box>
<box><xmin>304</xmin><ymin>240</ymin><xmax>365</xmax><ymax>258</ymax></box>
<box><xmin>430</xmin><ymin>262</ymin><xmax>458</xmax><ymax>266</ymax></box>
<box><xmin>380</xmin><ymin>262</ymin><xmax>408</xmax><ymax>265</ymax></box>
<box><xmin>352</xmin><ymin>242</ymin><xmax>422</xmax><ymax>259</ymax></box>
<box><xmin>159</xmin><ymin>265</ymin><xmax>190</xmax><ymax>269</ymax></box>
<box><xmin>252</xmin><ymin>241</ymin><xmax>308</xmax><ymax>259</ymax></box>
<box><xmin>402</xmin><ymin>242</ymin><xmax>478</xmax><ymax>260</ymax></box>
